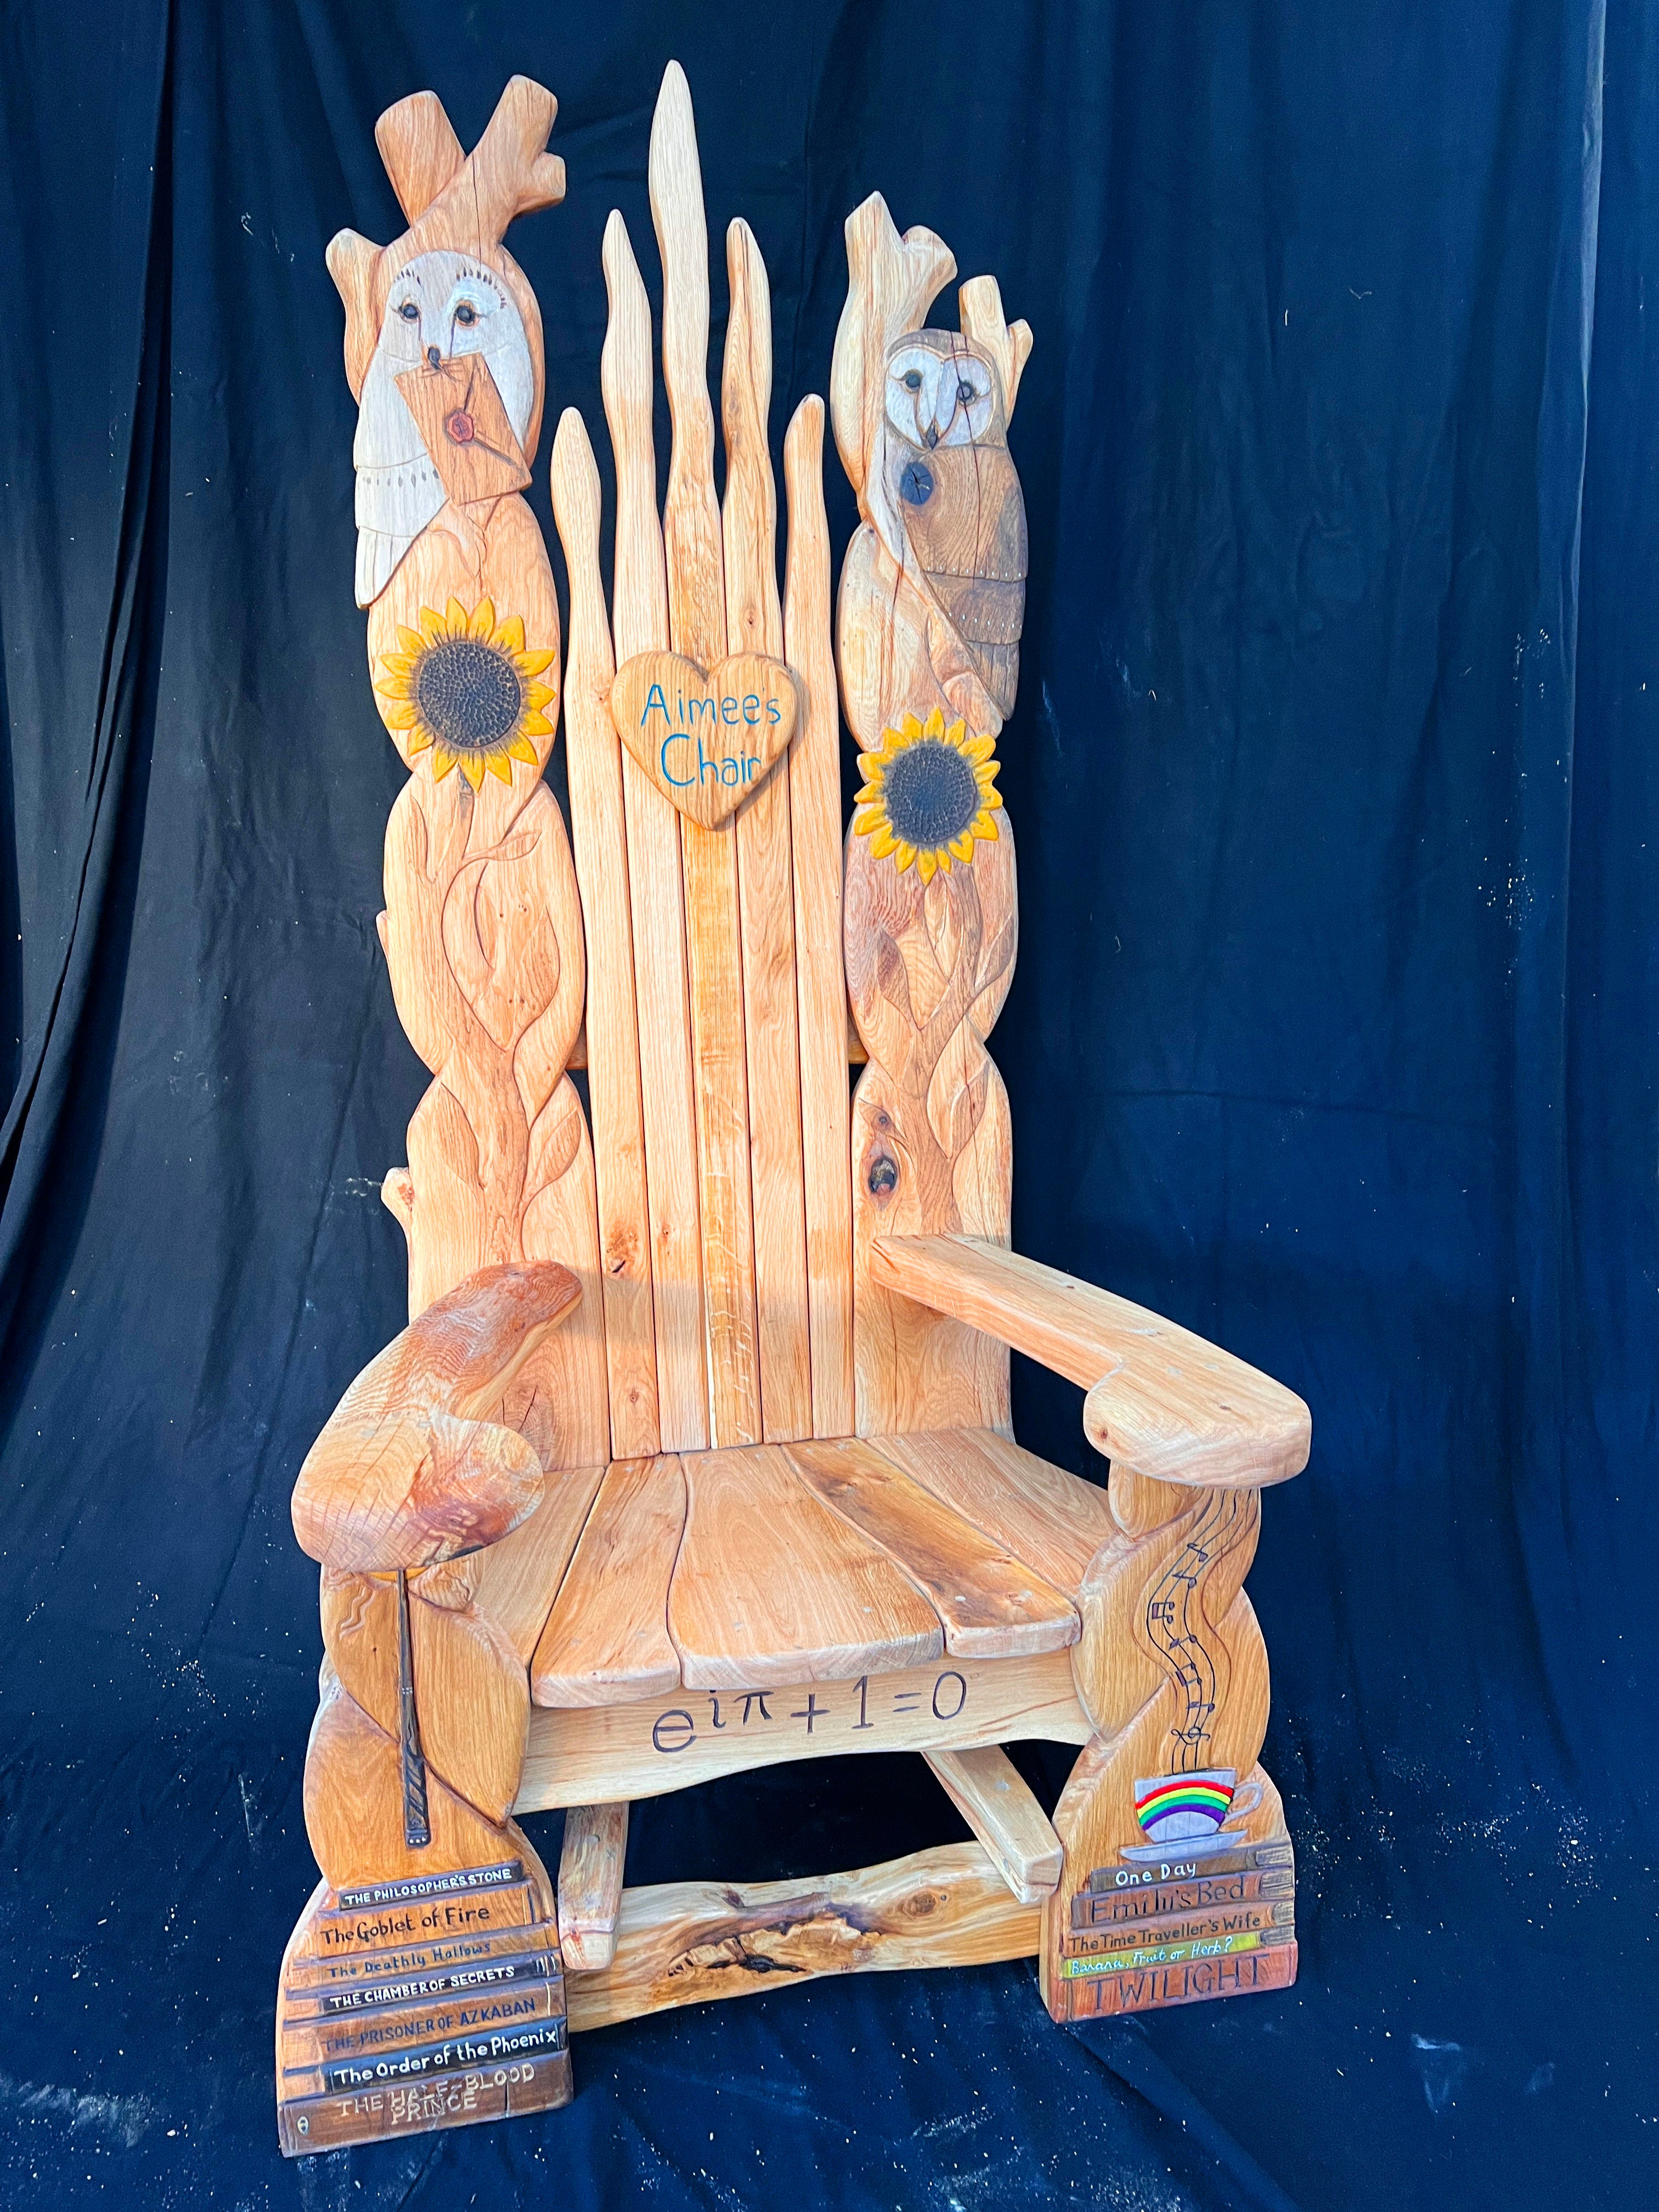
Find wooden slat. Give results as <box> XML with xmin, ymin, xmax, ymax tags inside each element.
<box><xmin>471</xmin><ymin>1459</ymin><xmax>610</xmax><ymax>1666</ymax></box>
<box><xmin>557</xmin><ymin>1802</ymin><xmax>629</xmax><ymax>1972</ymax></box>
<box><xmin>565</xmin><ymin>1844</ymin><xmax>1037</xmax><ymax>2033</ymax></box>
<box><xmin>549</xmin><ymin>409</ymin><xmax>659</xmax><ymax>1458</ymax></box>
<box><xmin>601</xmin><ymin>210</ymin><xmax>708</xmax><ymax>1453</ymax></box>
<box><xmin>668</xmin><ymin>1443</ymin><xmax>942</xmax><ymax>1688</ymax></box>
<box><xmin>871</xmin><ymin>1427</ymin><xmax>1118</xmax><ymax>1597</ymax></box>
<box><xmin>517</xmin><ymin>1645</ymin><xmax>1092</xmax><ymax>1811</ymax></box>
<box><xmin>650</xmin><ymin>65</ymin><xmax>760</xmax><ymax>1449</ymax></box>
<box><xmin>924</xmin><ymin>1745</ymin><xmax>1062</xmax><ymax>1904</ymax></box>
<box><xmin>785</xmin><ymin>1436</ymin><xmax>1076</xmax><ymax>1657</ymax></box>
<box><xmin>784</xmin><ymin>396</ymin><xmax>855</xmax><ymax>1441</ymax></box>
<box><xmin>531</xmin><ymin>1455</ymin><xmax>686</xmax><ymax>1707</ymax></box>
<box><xmin>725</xmin><ymin>218</ymin><xmax>812</xmax><ymax>1445</ymax></box>
<box><xmin>868</xmin><ymin>1235</ymin><xmax>1313</xmax><ymax>1488</ymax></box>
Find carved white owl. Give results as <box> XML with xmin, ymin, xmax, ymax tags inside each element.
<box><xmin>884</xmin><ymin>341</ymin><xmax>996</xmax><ymax>449</ymax></box>
<box><xmin>352</xmin><ymin>248</ymin><xmax>535</xmax><ymax>607</ymax></box>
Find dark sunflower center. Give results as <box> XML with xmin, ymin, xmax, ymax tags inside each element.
<box><xmin>415</xmin><ymin>637</ymin><xmax>523</xmax><ymax>753</ymax></box>
<box><xmin>882</xmin><ymin>737</ymin><xmax>979</xmax><ymax>849</ymax></box>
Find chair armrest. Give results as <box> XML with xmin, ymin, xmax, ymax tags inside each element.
<box><xmin>291</xmin><ymin>1260</ymin><xmax>580</xmax><ymax>1573</ymax></box>
<box><xmin>868</xmin><ymin>1234</ymin><xmax>1310</xmax><ymax>1489</ymax></box>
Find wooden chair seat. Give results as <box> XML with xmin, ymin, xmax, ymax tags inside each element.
<box><xmin>515</xmin><ymin>1429</ymin><xmax>1117</xmax><ymax>1709</ymax></box>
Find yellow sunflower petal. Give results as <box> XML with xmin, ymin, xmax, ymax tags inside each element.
<box><xmin>966</xmin><ymin>734</ymin><xmax>997</xmax><ymax>762</ymax></box>
<box><xmin>869</xmin><ymin>827</ymin><xmax>897</xmax><ymax>859</ymax></box>
<box><xmin>970</xmin><ymin>811</ymin><xmax>1000</xmax><ymax>841</ymax></box>
<box><xmin>379</xmin><ymin>703</ymin><xmax>422</xmax><ymax>730</ymax></box>
<box><xmin>979</xmin><ymin>788</ymin><xmax>1004</xmax><ymax>810</ymax></box>
<box><xmin>494</xmin><ymin>614</ymin><xmax>526</xmax><ymax>654</ymax></box>
<box><xmin>405</xmin><ymin>727</ymin><xmax>434</xmax><ymax>754</ymax></box>
<box><xmin>507</xmin><ymin>735</ymin><xmax>539</xmax><ymax>765</ymax></box>
<box><xmin>444</xmin><ymin>597</ymin><xmax>470</xmax><ymax>634</ymax></box>
<box><xmin>922</xmin><ymin>706</ymin><xmax>946</xmax><ymax>738</ymax></box>
<box><xmin>917</xmin><ymin>851</ymin><xmax>939</xmax><ymax>884</ymax></box>
<box><xmin>852</xmin><ymin>806</ymin><xmax>886</xmax><ymax>836</ymax></box>
<box><xmin>856</xmin><ymin>754</ymin><xmax>889</xmax><ymax>781</ymax></box>
<box><xmin>516</xmin><ymin>648</ymin><xmax>557</xmax><ymax>677</ymax></box>
<box><xmin>521</xmin><ymin>712</ymin><xmax>553</xmax><ymax>738</ymax></box>
<box><xmin>460</xmin><ymin>754</ymin><xmax>485</xmax><ymax>790</ymax></box>
<box><xmin>944</xmin><ymin>719</ymin><xmax>967</xmax><ymax>748</ymax></box>
<box><xmin>419</xmin><ymin>605</ymin><xmax>449</xmax><ymax>643</ymax></box>
<box><xmin>374</xmin><ymin>673</ymin><xmax>415</xmax><ymax>698</ymax></box>
<box><xmin>894</xmin><ymin>841</ymin><xmax>917</xmax><ymax>872</ymax></box>
<box><xmin>484</xmin><ymin>751</ymin><xmax>513</xmax><ymax>783</ymax></box>
<box><xmin>975</xmin><ymin>761</ymin><xmax>1002</xmax><ymax>791</ymax></box>
<box><xmin>523</xmin><ymin>682</ymin><xmax>556</xmax><ymax>713</ymax></box>
<box><xmin>378</xmin><ymin>653</ymin><xmax>417</xmax><ymax>679</ymax></box>
<box><xmin>431</xmin><ymin>746</ymin><xmax>459</xmax><ymax>782</ymax></box>
<box><xmin>854</xmin><ymin>785</ymin><xmax>883</xmax><ymax>806</ymax></box>
<box><xmin>896</xmin><ymin>713</ymin><xmax>923</xmax><ymax>740</ymax></box>
<box><xmin>949</xmin><ymin>833</ymin><xmax>975</xmax><ymax>861</ymax></box>
<box><xmin>397</xmin><ymin>625</ymin><xmax>427</xmax><ymax>657</ymax></box>
<box><xmin>469</xmin><ymin>599</ymin><xmax>496</xmax><ymax>640</ymax></box>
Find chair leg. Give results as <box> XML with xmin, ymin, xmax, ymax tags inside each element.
<box><xmin>558</xmin><ymin>1803</ymin><xmax>629</xmax><ymax>1971</ymax></box>
<box><xmin>1040</xmin><ymin>1469</ymin><xmax>1297</xmax><ymax>2022</ymax></box>
<box><xmin>274</xmin><ymin>1563</ymin><xmax>571</xmax><ymax>2154</ymax></box>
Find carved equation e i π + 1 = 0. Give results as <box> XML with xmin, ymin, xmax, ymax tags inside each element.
<box><xmin>517</xmin><ymin>1646</ymin><xmax>1091</xmax><ymax>1812</ymax></box>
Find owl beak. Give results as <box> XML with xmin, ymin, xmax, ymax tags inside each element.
<box><xmin>427</xmin><ymin>345</ymin><xmax>442</xmax><ymax>370</ymax></box>
<box><xmin>923</xmin><ymin>424</ymin><xmax>940</xmax><ymax>450</ymax></box>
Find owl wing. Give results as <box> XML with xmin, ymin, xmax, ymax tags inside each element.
<box><xmin>352</xmin><ymin>360</ymin><xmax>445</xmax><ymax>608</ymax></box>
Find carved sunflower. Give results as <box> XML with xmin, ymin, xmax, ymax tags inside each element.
<box><xmin>853</xmin><ymin>708</ymin><xmax>1003</xmax><ymax>882</ymax></box>
<box><xmin>375</xmin><ymin>598</ymin><xmax>556</xmax><ymax>787</ymax></box>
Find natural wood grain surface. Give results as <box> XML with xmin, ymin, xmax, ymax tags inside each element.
<box><xmin>518</xmin><ymin>1645</ymin><xmax>1091</xmax><ymax>1807</ymax></box>
<box><xmin>557</xmin><ymin>1802</ymin><xmax>629</xmax><ymax>1972</ymax></box>
<box><xmin>868</xmin><ymin>1234</ymin><xmax>1313</xmax><ymax>1489</ymax></box>
<box><xmin>532</xmin><ymin>1455</ymin><xmax>686</xmax><ymax>1706</ymax></box>
<box><xmin>549</xmin><ymin>408</ymin><xmax>659</xmax><ymax>1458</ymax></box>
<box><xmin>725</xmin><ymin>218</ymin><xmax>813</xmax><ymax>1445</ymax></box>
<box><xmin>668</xmin><ymin>1444</ymin><xmax>943</xmax><ymax>1687</ymax></box>
<box><xmin>783</xmin><ymin>396</ymin><xmax>856</xmax><ymax>1441</ymax></box>
<box><xmin>786</xmin><ymin>1436</ymin><xmax>1076</xmax><ymax>1657</ymax></box>
<box><xmin>924</xmin><ymin>1746</ymin><xmax>1062</xmax><ymax>1904</ymax></box>
<box><xmin>600</xmin><ymin>206</ymin><xmax>708</xmax><ymax>1455</ymax></box>
<box><xmin>871</xmin><ymin>1427</ymin><xmax>1117</xmax><ymax>1596</ymax></box>
<box><xmin>651</xmin><ymin>70</ymin><xmax>761</xmax><ymax>1450</ymax></box>
<box><xmin>321</xmin><ymin>1566</ymin><xmax>527</xmax><ymax>1824</ymax></box>
<box><xmin>470</xmin><ymin>1458</ymin><xmax>608</xmax><ymax>1664</ymax></box>
<box><xmin>292</xmin><ymin>1262</ymin><xmax>578</xmax><ymax>1573</ymax></box>
<box><xmin>566</xmin><ymin>1844</ymin><xmax>1037</xmax><ymax>2033</ymax></box>
<box><xmin>303</xmin><ymin>1663</ymin><xmax>531</xmax><ymax>1892</ymax></box>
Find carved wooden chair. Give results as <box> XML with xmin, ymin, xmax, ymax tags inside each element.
<box><xmin>274</xmin><ymin>64</ymin><xmax>1311</xmax><ymax>2155</ymax></box>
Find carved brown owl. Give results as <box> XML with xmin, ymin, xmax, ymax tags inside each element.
<box><xmin>881</xmin><ymin>331</ymin><xmax>1028</xmax><ymax>715</ymax></box>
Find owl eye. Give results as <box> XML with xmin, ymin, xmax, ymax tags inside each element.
<box><xmin>956</xmin><ymin>379</ymin><xmax>976</xmax><ymax>403</ymax></box>
<box><xmin>397</xmin><ymin>301</ymin><xmax>419</xmax><ymax>321</ymax></box>
<box><xmin>902</xmin><ymin>369</ymin><xmax>923</xmax><ymax>391</ymax></box>
<box><xmin>455</xmin><ymin>302</ymin><xmax>477</xmax><ymax>327</ymax></box>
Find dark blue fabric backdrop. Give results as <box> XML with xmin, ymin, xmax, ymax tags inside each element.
<box><xmin>0</xmin><ymin>1</ymin><xmax>1654</xmax><ymax>2205</ymax></box>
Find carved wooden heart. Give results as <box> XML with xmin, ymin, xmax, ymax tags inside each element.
<box><xmin>610</xmin><ymin>650</ymin><xmax>799</xmax><ymax>828</ymax></box>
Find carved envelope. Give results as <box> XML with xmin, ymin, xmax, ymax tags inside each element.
<box><xmin>396</xmin><ymin>355</ymin><xmax>532</xmax><ymax>506</ymax></box>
